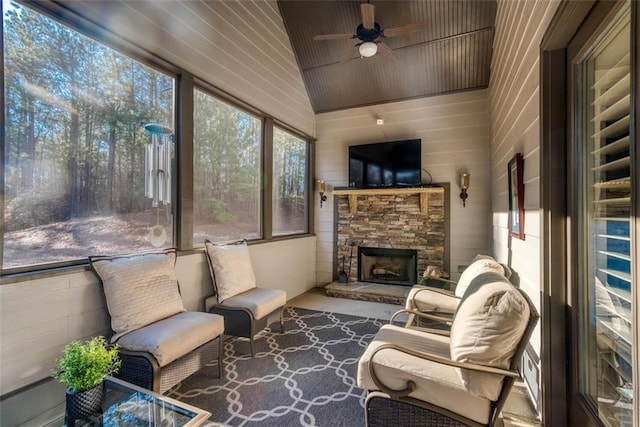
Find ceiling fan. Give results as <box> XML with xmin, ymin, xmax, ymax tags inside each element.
<box><xmin>313</xmin><ymin>2</ymin><xmax>425</xmax><ymax>60</ymax></box>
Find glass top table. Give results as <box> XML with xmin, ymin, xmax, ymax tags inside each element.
<box><xmin>64</xmin><ymin>377</ymin><xmax>210</xmax><ymax>426</ymax></box>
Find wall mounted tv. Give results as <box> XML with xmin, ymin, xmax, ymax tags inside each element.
<box><xmin>349</xmin><ymin>139</ymin><xmax>421</xmax><ymax>188</ymax></box>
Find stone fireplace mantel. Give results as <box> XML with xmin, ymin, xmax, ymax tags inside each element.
<box><xmin>334</xmin><ymin>186</ymin><xmax>446</xmax><ymax>285</ymax></box>
<box><xmin>333</xmin><ymin>187</ymin><xmax>444</xmax><ymax>214</ymax></box>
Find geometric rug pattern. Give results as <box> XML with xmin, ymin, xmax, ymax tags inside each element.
<box><xmin>167</xmin><ymin>307</ymin><xmax>385</xmax><ymax>427</ymax></box>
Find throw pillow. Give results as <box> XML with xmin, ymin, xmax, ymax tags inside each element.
<box><xmin>449</xmin><ymin>273</ymin><xmax>530</xmax><ymax>400</ymax></box>
<box><xmin>454</xmin><ymin>255</ymin><xmax>505</xmax><ymax>298</ymax></box>
<box><xmin>89</xmin><ymin>249</ymin><xmax>185</xmax><ymax>343</ymax></box>
<box><xmin>204</xmin><ymin>239</ymin><xmax>257</xmax><ymax>302</ymax></box>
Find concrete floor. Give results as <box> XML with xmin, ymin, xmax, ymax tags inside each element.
<box><xmin>289</xmin><ymin>287</ymin><xmax>542</xmax><ymax>427</ymax></box>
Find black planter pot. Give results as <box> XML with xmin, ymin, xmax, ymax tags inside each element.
<box><xmin>65</xmin><ymin>383</ymin><xmax>104</xmax><ymax>421</ymax></box>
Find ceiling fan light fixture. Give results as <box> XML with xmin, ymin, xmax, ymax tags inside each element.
<box><xmin>359</xmin><ymin>41</ymin><xmax>378</xmax><ymax>57</ymax></box>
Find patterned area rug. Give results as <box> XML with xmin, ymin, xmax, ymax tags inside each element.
<box><xmin>167</xmin><ymin>307</ymin><xmax>385</xmax><ymax>427</ymax></box>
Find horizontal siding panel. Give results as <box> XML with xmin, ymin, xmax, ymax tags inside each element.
<box><xmin>67</xmin><ymin>310</ymin><xmax>111</xmax><ymax>340</ymax></box>
<box><xmin>316</xmin><ymin>90</ymin><xmax>488</xmax><ymax>125</ymax></box>
<box><xmin>317</xmin><ymin>107</ymin><xmax>490</xmax><ymax>133</ymax></box>
<box><xmin>315</xmin><ymin>90</ymin><xmax>491</xmax><ymax>285</ymax></box>
<box><xmin>489</xmin><ymin>0</ymin><xmax>561</xmax><ymax>367</ymax></box>
<box><xmin>524</xmin><ymin>208</ymin><xmax>541</xmax><ymax>240</ymax></box>
<box><xmin>57</xmin><ymin>0</ymin><xmax>315</xmax><ymax>135</ymax></box>
<box><xmin>492</xmin><ymin>72</ymin><xmax>541</xmax><ymax>155</ymax></box>
<box><xmin>316</xmin><ymin>271</ymin><xmax>334</xmax><ymax>286</ymax></box>
<box><xmin>1</xmin><ymin>349</ymin><xmax>61</xmax><ymax>396</ymax></box>
<box><xmin>0</xmin><ymin>279</ymin><xmax>70</xmax><ymax>334</ymax></box>
<box><xmin>490</xmin><ymin>0</ymin><xmax>536</xmax><ymax>103</ymax></box>
<box><xmin>491</xmin><ymin>118</ymin><xmax>541</xmax><ymax>184</ymax></box>
<box><xmin>1</xmin><ymin>318</ymin><xmax>68</xmax><ymax>365</ymax></box>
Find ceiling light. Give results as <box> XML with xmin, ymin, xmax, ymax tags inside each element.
<box><xmin>359</xmin><ymin>42</ymin><xmax>378</xmax><ymax>58</ymax></box>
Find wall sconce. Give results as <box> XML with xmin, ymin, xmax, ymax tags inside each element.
<box><xmin>317</xmin><ymin>180</ymin><xmax>327</xmax><ymax>208</ymax></box>
<box><xmin>460</xmin><ymin>173</ymin><xmax>470</xmax><ymax>207</ymax></box>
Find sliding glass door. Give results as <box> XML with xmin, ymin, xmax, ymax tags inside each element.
<box><xmin>572</xmin><ymin>2</ymin><xmax>635</xmax><ymax>425</ymax></box>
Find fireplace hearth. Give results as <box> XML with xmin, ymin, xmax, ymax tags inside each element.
<box><xmin>333</xmin><ymin>188</ymin><xmax>446</xmax><ymax>295</ymax></box>
<box><xmin>358</xmin><ymin>247</ymin><xmax>417</xmax><ymax>286</ymax></box>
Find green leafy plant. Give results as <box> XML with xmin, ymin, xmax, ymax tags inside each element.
<box><xmin>52</xmin><ymin>336</ymin><xmax>121</xmax><ymax>393</ymax></box>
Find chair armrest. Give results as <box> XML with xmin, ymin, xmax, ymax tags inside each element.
<box><xmin>391</xmin><ymin>308</ymin><xmax>453</xmax><ymax>326</ymax></box>
<box><xmin>417</xmin><ymin>287</ymin><xmax>457</xmax><ymax>297</ymax></box>
<box><xmin>404</xmin><ymin>326</ymin><xmax>451</xmax><ymax>336</ymax></box>
<box><xmin>367</xmin><ymin>342</ymin><xmax>520</xmax><ymax>399</ymax></box>
<box><xmin>420</xmin><ymin>276</ymin><xmax>458</xmax><ymax>291</ymax></box>
<box><xmin>406</xmin><ymin>288</ymin><xmax>459</xmax><ymax>313</ymax></box>
<box><xmin>204</xmin><ymin>295</ymin><xmax>218</xmax><ymax>312</ymax></box>
<box><xmin>372</xmin><ymin>342</ymin><xmax>520</xmax><ymax>379</ymax></box>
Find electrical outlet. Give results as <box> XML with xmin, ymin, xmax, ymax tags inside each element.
<box><xmin>457</xmin><ymin>265</ymin><xmax>468</xmax><ymax>273</ymax></box>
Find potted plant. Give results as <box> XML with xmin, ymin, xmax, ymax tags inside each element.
<box><xmin>52</xmin><ymin>336</ymin><xmax>120</xmax><ymax>421</ymax></box>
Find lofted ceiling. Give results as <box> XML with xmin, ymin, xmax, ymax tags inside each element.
<box><xmin>278</xmin><ymin>0</ymin><xmax>497</xmax><ymax>113</ymax></box>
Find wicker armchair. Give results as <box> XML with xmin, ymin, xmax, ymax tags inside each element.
<box><xmin>405</xmin><ymin>255</ymin><xmax>511</xmax><ymax>327</ymax></box>
<box><xmin>89</xmin><ymin>249</ymin><xmax>225</xmax><ymax>393</ymax></box>
<box><xmin>115</xmin><ymin>334</ymin><xmax>223</xmax><ymax>393</ymax></box>
<box><xmin>358</xmin><ymin>272</ymin><xmax>539</xmax><ymax>427</ymax></box>
<box><xmin>203</xmin><ymin>240</ymin><xmax>286</xmax><ymax>357</ymax></box>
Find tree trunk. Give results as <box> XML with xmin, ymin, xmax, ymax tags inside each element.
<box><xmin>83</xmin><ymin>109</ymin><xmax>94</xmax><ymax>212</ymax></box>
<box><xmin>21</xmin><ymin>98</ymin><xmax>36</xmax><ymax>190</ymax></box>
<box><xmin>108</xmin><ymin>127</ymin><xmax>116</xmax><ymax>212</ymax></box>
<box><xmin>69</xmin><ymin>87</ymin><xmax>79</xmax><ymax>215</ymax></box>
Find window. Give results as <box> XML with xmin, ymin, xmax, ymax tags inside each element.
<box><xmin>2</xmin><ymin>1</ymin><xmax>312</xmax><ymax>273</ymax></box>
<box><xmin>2</xmin><ymin>1</ymin><xmax>175</xmax><ymax>271</ymax></box>
<box><xmin>272</xmin><ymin>127</ymin><xmax>309</xmax><ymax>236</ymax></box>
<box><xmin>577</xmin><ymin>7</ymin><xmax>634</xmax><ymax>424</ymax></box>
<box><xmin>192</xmin><ymin>88</ymin><xmax>262</xmax><ymax>244</ymax></box>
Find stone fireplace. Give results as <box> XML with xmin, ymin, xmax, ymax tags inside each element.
<box><xmin>358</xmin><ymin>247</ymin><xmax>417</xmax><ymax>286</ymax></box>
<box><xmin>334</xmin><ymin>187</ymin><xmax>446</xmax><ymax>286</ymax></box>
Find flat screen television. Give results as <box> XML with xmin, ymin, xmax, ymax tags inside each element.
<box><xmin>349</xmin><ymin>139</ymin><xmax>421</xmax><ymax>188</ymax></box>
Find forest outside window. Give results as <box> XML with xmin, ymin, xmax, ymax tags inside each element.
<box><xmin>272</xmin><ymin>127</ymin><xmax>309</xmax><ymax>236</ymax></box>
<box><xmin>192</xmin><ymin>88</ymin><xmax>262</xmax><ymax>245</ymax></box>
<box><xmin>2</xmin><ymin>1</ymin><xmax>175</xmax><ymax>271</ymax></box>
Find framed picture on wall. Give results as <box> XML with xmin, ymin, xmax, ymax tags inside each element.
<box><xmin>508</xmin><ymin>153</ymin><xmax>525</xmax><ymax>240</ymax></box>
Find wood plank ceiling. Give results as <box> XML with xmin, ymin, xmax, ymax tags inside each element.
<box><xmin>278</xmin><ymin>0</ymin><xmax>497</xmax><ymax>113</ymax></box>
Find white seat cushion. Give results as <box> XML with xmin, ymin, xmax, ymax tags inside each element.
<box><xmin>450</xmin><ymin>272</ymin><xmax>529</xmax><ymax>400</ymax></box>
<box><xmin>406</xmin><ymin>286</ymin><xmax>458</xmax><ymax>313</ymax></box>
<box><xmin>220</xmin><ymin>287</ymin><xmax>286</xmax><ymax>320</ymax></box>
<box><xmin>116</xmin><ymin>311</ymin><xmax>225</xmax><ymax>367</ymax></box>
<box><xmin>357</xmin><ymin>324</ymin><xmax>492</xmax><ymax>425</ymax></box>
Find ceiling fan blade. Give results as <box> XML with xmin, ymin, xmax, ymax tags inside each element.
<box><xmin>314</xmin><ymin>33</ymin><xmax>355</xmax><ymax>41</ymax></box>
<box><xmin>383</xmin><ymin>23</ymin><xmax>425</xmax><ymax>38</ymax></box>
<box><xmin>361</xmin><ymin>3</ymin><xmax>375</xmax><ymax>29</ymax></box>
<box><xmin>377</xmin><ymin>42</ymin><xmax>396</xmax><ymax>60</ymax></box>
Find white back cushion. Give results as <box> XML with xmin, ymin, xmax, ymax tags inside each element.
<box><xmin>90</xmin><ymin>249</ymin><xmax>186</xmax><ymax>343</ymax></box>
<box><xmin>204</xmin><ymin>240</ymin><xmax>257</xmax><ymax>302</ymax></box>
<box><xmin>454</xmin><ymin>256</ymin><xmax>505</xmax><ymax>298</ymax></box>
<box><xmin>450</xmin><ymin>273</ymin><xmax>529</xmax><ymax>400</ymax></box>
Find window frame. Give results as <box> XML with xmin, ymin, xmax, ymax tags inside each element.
<box><xmin>191</xmin><ymin>84</ymin><xmax>265</xmax><ymax>245</ymax></box>
<box><xmin>0</xmin><ymin>0</ymin><xmax>315</xmax><ymax>276</ymax></box>
<box><xmin>1</xmin><ymin>0</ymin><xmax>180</xmax><ymax>274</ymax></box>
<box><xmin>541</xmin><ymin>0</ymin><xmax>638</xmax><ymax>425</ymax></box>
<box><xmin>271</xmin><ymin>124</ymin><xmax>312</xmax><ymax>239</ymax></box>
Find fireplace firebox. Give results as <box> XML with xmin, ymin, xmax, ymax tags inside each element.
<box><xmin>358</xmin><ymin>247</ymin><xmax>418</xmax><ymax>286</ymax></box>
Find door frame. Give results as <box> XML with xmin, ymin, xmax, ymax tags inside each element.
<box><xmin>541</xmin><ymin>1</ymin><xmax>639</xmax><ymax>425</ymax></box>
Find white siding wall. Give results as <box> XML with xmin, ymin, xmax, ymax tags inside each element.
<box><xmin>0</xmin><ymin>237</ymin><xmax>316</xmax><ymax>396</ymax></box>
<box><xmin>488</xmin><ymin>0</ymin><xmax>560</xmax><ymax>362</ymax></box>
<box><xmin>56</xmin><ymin>0</ymin><xmax>315</xmax><ymax>136</ymax></box>
<box><xmin>315</xmin><ymin>90</ymin><xmax>493</xmax><ymax>285</ymax></box>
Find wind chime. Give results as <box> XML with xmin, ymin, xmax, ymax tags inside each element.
<box><xmin>144</xmin><ymin>123</ymin><xmax>173</xmax><ymax>247</ymax></box>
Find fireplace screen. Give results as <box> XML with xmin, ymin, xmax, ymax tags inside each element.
<box><xmin>358</xmin><ymin>247</ymin><xmax>418</xmax><ymax>286</ymax></box>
